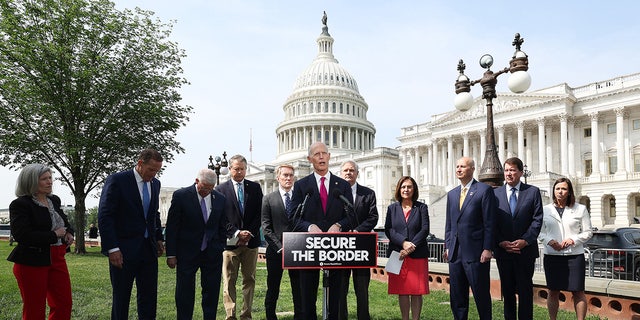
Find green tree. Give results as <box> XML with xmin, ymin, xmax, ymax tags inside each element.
<box><xmin>0</xmin><ymin>0</ymin><xmax>192</xmax><ymax>253</ymax></box>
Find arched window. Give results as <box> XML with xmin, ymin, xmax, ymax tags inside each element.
<box><xmin>332</xmin><ymin>102</ymin><xmax>336</xmax><ymax>113</ymax></box>
<box><xmin>324</xmin><ymin>102</ymin><xmax>329</xmax><ymax>113</ymax></box>
<box><xmin>340</xmin><ymin>103</ymin><xmax>343</xmax><ymax>113</ymax></box>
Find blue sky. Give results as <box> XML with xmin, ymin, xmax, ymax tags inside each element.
<box><xmin>1</xmin><ymin>1</ymin><xmax>639</xmax><ymax>209</ymax></box>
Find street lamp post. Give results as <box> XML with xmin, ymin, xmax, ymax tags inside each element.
<box><xmin>454</xmin><ymin>33</ymin><xmax>531</xmax><ymax>187</ymax></box>
<box><xmin>523</xmin><ymin>164</ymin><xmax>531</xmax><ymax>184</ymax></box>
<box><xmin>208</xmin><ymin>151</ymin><xmax>229</xmax><ymax>185</ymax></box>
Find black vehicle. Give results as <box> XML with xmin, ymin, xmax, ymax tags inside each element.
<box><xmin>584</xmin><ymin>227</ymin><xmax>640</xmax><ymax>281</ymax></box>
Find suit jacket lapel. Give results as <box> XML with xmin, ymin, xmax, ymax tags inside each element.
<box><xmin>128</xmin><ymin>170</ymin><xmax>144</xmax><ymax>214</ymax></box>
<box><xmin>326</xmin><ymin>173</ymin><xmax>338</xmax><ymax>212</ymax></box>
<box><xmin>228</xmin><ymin>180</ymin><xmax>242</xmax><ymax>214</ymax></box>
<box><xmin>457</xmin><ymin>180</ymin><xmax>476</xmax><ymax>222</ymax></box>
<box><xmin>354</xmin><ymin>186</ymin><xmax>362</xmax><ymax>211</ymax></box>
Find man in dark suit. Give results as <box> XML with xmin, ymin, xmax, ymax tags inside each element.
<box><xmin>165</xmin><ymin>168</ymin><xmax>228</xmax><ymax>320</ymax></box>
<box><xmin>338</xmin><ymin>160</ymin><xmax>378</xmax><ymax>320</ymax></box>
<box><xmin>98</xmin><ymin>149</ymin><xmax>165</xmax><ymax>320</ymax></box>
<box><xmin>493</xmin><ymin>157</ymin><xmax>543</xmax><ymax>320</ymax></box>
<box><xmin>261</xmin><ymin>164</ymin><xmax>302</xmax><ymax>320</ymax></box>
<box><xmin>444</xmin><ymin>157</ymin><xmax>495</xmax><ymax>320</ymax></box>
<box><xmin>290</xmin><ymin>141</ymin><xmax>353</xmax><ymax>320</ymax></box>
<box><xmin>215</xmin><ymin>154</ymin><xmax>263</xmax><ymax>320</ymax></box>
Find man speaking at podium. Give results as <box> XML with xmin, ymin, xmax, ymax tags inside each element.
<box><xmin>290</xmin><ymin>141</ymin><xmax>353</xmax><ymax>320</ymax></box>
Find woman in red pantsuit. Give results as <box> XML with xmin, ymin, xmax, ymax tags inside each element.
<box><xmin>7</xmin><ymin>164</ymin><xmax>75</xmax><ymax>320</ymax></box>
<box><xmin>385</xmin><ymin>176</ymin><xmax>430</xmax><ymax>320</ymax></box>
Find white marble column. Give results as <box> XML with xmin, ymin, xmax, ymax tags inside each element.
<box><xmin>546</xmin><ymin>126</ymin><xmax>553</xmax><ymax>172</ymax></box>
<box><xmin>427</xmin><ymin>145</ymin><xmax>433</xmax><ymax>185</ymax></box>
<box><xmin>402</xmin><ymin>149</ymin><xmax>408</xmax><ymax>176</ymax></box>
<box><xmin>447</xmin><ymin>136</ymin><xmax>454</xmax><ymax>186</ymax></box>
<box><xmin>537</xmin><ymin>118</ymin><xmax>546</xmax><ymax>172</ymax></box>
<box><xmin>462</xmin><ymin>132</ymin><xmax>469</xmax><ymax>157</ymax></box>
<box><xmin>441</xmin><ymin>140</ymin><xmax>447</xmax><ymax>186</ymax></box>
<box><xmin>526</xmin><ymin>130</ymin><xmax>533</xmax><ymax>172</ymax></box>
<box><xmin>472</xmin><ymin>138</ymin><xmax>479</xmax><ymax>166</ymax></box>
<box><xmin>506</xmin><ymin>133</ymin><xmax>514</xmax><ymax>158</ymax></box>
<box><xmin>559</xmin><ymin>113</ymin><xmax>568</xmax><ymax>176</ymax></box>
<box><xmin>413</xmin><ymin>147</ymin><xmax>421</xmax><ymax>182</ymax></box>
<box><xmin>312</xmin><ymin>126</ymin><xmax>317</xmax><ymax>143</ymax></box>
<box><xmin>433</xmin><ymin>141</ymin><xmax>439</xmax><ymax>185</ymax></box>
<box><xmin>615</xmin><ymin>107</ymin><xmax>626</xmax><ymax>175</ymax></box>
<box><xmin>478</xmin><ymin>128</ymin><xmax>486</xmax><ymax>170</ymax></box>
<box><xmin>497</xmin><ymin>125</ymin><xmax>505</xmax><ymax>164</ymax></box>
<box><xmin>590</xmin><ymin>112</ymin><xmax>601</xmax><ymax>176</ymax></box>
<box><xmin>516</xmin><ymin>121</ymin><xmax>525</xmax><ymax>160</ymax></box>
<box><xmin>568</xmin><ymin>118</ymin><xmax>576</xmax><ymax>176</ymax></box>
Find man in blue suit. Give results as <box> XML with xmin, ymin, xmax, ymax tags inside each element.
<box><xmin>215</xmin><ymin>154</ymin><xmax>263</xmax><ymax>320</ymax></box>
<box><xmin>98</xmin><ymin>149</ymin><xmax>165</xmax><ymax>320</ymax></box>
<box><xmin>165</xmin><ymin>168</ymin><xmax>228</xmax><ymax>320</ymax></box>
<box><xmin>444</xmin><ymin>157</ymin><xmax>495</xmax><ymax>320</ymax></box>
<box><xmin>493</xmin><ymin>157</ymin><xmax>543</xmax><ymax>320</ymax></box>
<box><xmin>290</xmin><ymin>141</ymin><xmax>353</xmax><ymax>320</ymax></box>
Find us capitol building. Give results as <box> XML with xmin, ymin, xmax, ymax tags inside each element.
<box><xmin>159</xmin><ymin>14</ymin><xmax>640</xmax><ymax>237</ymax></box>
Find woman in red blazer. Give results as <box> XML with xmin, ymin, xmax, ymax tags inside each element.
<box><xmin>7</xmin><ymin>164</ymin><xmax>74</xmax><ymax>320</ymax></box>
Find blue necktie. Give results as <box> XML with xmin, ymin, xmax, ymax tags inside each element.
<box><xmin>237</xmin><ymin>182</ymin><xmax>244</xmax><ymax>215</ymax></box>
<box><xmin>284</xmin><ymin>192</ymin><xmax>292</xmax><ymax>216</ymax></box>
<box><xmin>509</xmin><ymin>187</ymin><xmax>517</xmax><ymax>217</ymax></box>
<box><xmin>142</xmin><ymin>182</ymin><xmax>150</xmax><ymax>238</ymax></box>
<box><xmin>201</xmin><ymin>197</ymin><xmax>208</xmax><ymax>250</ymax></box>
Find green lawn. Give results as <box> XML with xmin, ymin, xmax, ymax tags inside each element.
<box><xmin>0</xmin><ymin>240</ymin><xmax>601</xmax><ymax>319</ymax></box>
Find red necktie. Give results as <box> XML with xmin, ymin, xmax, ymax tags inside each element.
<box><xmin>320</xmin><ymin>176</ymin><xmax>328</xmax><ymax>213</ymax></box>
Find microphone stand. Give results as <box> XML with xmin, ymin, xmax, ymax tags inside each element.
<box><xmin>322</xmin><ymin>268</ymin><xmax>329</xmax><ymax>320</ymax></box>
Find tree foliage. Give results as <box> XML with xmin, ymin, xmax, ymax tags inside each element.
<box><xmin>0</xmin><ymin>0</ymin><xmax>192</xmax><ymax>252</ymax></box>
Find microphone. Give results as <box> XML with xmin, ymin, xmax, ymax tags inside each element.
<box><xmin>332</xmin><ymin>189</ymin><xmax>353</xmax><ymax>209</ymax></box>
<box><xmin>296</xmin><ymin>189</ymin><xmax>313</xmax><ymax>218</ymax></box>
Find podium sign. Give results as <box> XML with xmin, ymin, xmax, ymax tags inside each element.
<box><xmin>282</xmin><ymin>232</ymin><xmax>378</xmax><ymax>269</ymax></box>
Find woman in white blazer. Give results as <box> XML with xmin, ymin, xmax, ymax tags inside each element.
<box><xmin>538</xmin><ymin>177</ymin><xmax>592</xmax><ymax>320</ymax></box>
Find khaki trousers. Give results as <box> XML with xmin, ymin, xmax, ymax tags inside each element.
<box><xmin>222</xmin><ymin>246</ymin><xmax>258</xmax><ymax>320</ymax></box>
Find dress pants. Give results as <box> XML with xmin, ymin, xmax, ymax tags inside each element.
<box><xmin>449</xmin><ymin>258</ymin><xmax>491</xmax><ymax>320</ymax></box>
<box><xmin>175</xmin><ymin>249</ymin><xmax>223</xmax><ymax>320</ymax></box>
<box><xmin>222</xmin><ymin>246</ymin><xmax>258</xmax><ymax>320</ymax></box>
<box><xmin>109</xmin><ymin>240</ymin><xmax>158</xmax><ymax>320</ymax></box>
<box><xmin>13</xmin><ymin>245</ymin><xmax>72</xmax><ymax>320</ymax></box>
<box><xmin>339</xmin><ymin>268</ymin><xmax>371</xmax><ymax>320</ymax></box>
<box><xmin>264</xmin><ymin>247</ymin><xmax>302</xmax><ymax>320</ymax></box>
<box><xmin>496</xmin><ymin>256</ymin><xmax>536</xmax><ymax>320</ymax></box>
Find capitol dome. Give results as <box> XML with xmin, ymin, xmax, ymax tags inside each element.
<box><xmin>275</xmin><ymin>12</ymin><xmax>376</xmax><ymax>162</ymax></box>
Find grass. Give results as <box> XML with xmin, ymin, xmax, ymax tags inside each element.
<box><xmin>0</xmin><ymin>240</ymin><xmax>602</xmax><ymax>319</ymax></box>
